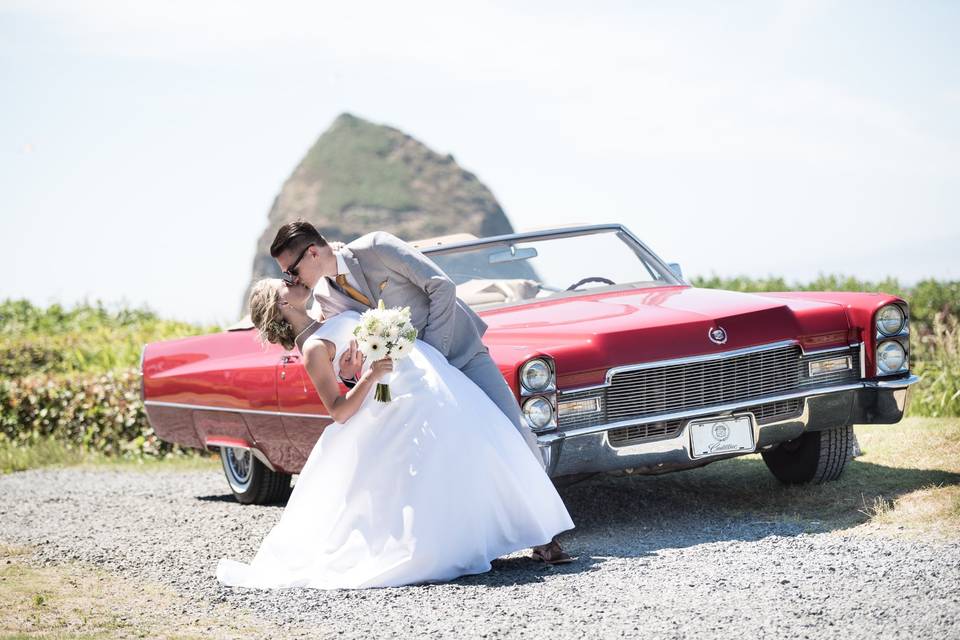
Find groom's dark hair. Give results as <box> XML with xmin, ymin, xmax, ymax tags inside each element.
<box><xmin>270</xmin><ymin>220</ymin><xmax>329</xmax><ymax>258</ymax></box>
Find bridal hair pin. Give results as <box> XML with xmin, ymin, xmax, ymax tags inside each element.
<box><xmin>256</xmin><ymin>319</ymin><xmax>292</xmax><ymax>348</ymax></box>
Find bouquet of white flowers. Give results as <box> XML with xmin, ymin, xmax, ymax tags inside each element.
<box><xmin>352</xmin><ymin>300</ymin><xmax>418</xmax><ymax>402</ymax></box>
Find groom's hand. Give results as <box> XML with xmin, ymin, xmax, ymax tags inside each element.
<box><xmin>338</xmin><ymin>339</ymin><xmax>364</xmax><ymax>384</ymax></box>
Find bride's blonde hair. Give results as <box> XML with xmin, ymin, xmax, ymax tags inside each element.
<box><xmin>248</xmin><ymin>279</ymin><xmax>296</xmax><ymax>350</ymax></box>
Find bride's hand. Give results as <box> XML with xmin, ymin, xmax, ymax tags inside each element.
<box><xmin>338</xmin><ymin>339</ymin><xmax>365</xmax><ymax>380</ymax></box>
<box><xmin>368</xmin><ymin>358</ymin><xmax>394</xmax><ymax>382</ymax></box>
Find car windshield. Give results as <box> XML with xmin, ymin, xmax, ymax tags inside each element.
<box><xmin>424</xmin><ymin>227</ymin><xmax>681</xmax><ymax>310</ymax></box>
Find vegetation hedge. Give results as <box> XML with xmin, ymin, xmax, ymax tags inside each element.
<box><xmin>0</xmin><ymin>277</ymin><xmax>957</xmax><ymax>461</ymax></box>
<box><xmin>0</xmin><ymin>368</ymin><xmax>186</xmax><ymax>457</ymax></box>
<box><xmin>1</xmin><ymin>300</ymin><xmax>216</xmax><ymax>460</ymax></box>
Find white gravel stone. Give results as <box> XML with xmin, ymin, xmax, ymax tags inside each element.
<box><xmin>1</xmin><ymin>467</ymin><xmax>958</xmax><ymax>639</ymax></box>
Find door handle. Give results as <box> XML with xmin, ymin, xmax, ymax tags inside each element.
<box><xmin>280</xmin><ymin>354</ymin><xmax>300</xmax><ymax>364</ymax></box>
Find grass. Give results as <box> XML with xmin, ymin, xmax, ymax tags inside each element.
<box><xmin>0</xmin><ymin>437</ymin><xmax>219</xmax><ymax>475</ymax></box>
<box><xmin>594</xmin><ymin>416</ymin><xmax>960</xmax><ymax>541</ymax></box>
<box><xmin>0</xmin><ymin>543</ymin><xmax>291</xmax><ymax>639</ymax></box>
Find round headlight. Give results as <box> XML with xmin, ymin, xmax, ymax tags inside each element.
<box><xmin>520</xmin><ymin>359</ymin><xmax>552</xmax><ymax>392</ymax></box>
<box><xmin>876</xmin><ymin>305</ymin><xmax>905</xmax><ymax>336</ymax></box>
<box><xmin>876</xmin><ymin>341</ymin><xmax>906</xmax><ymax>374</ymax></box>
<box><xmin>522</xmin><ymin>396</ymin><xmax>554</xmax><ymax>429</ymax></box>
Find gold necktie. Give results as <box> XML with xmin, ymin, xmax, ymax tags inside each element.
<box><xmin>335</xmin><ymin>274</ymin><xmax>372</xmax><ymax>307</ymax></box>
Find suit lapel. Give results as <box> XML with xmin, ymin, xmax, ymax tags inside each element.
<box><xmin>337</xmin><ymin>246</ymin><xmax>377</xmax><ymax>306</ymax></box>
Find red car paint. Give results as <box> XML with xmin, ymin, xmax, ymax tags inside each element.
<box><xmin>142</xmin><ymin>283</ymin><xmax>905</xmax><ymax>474</ymax></box>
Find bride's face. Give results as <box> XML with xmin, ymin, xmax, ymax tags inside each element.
<box><xmin>275</xmin><ymin>278</ymin><xmax>312</xmax><ymax>310</ymax></box>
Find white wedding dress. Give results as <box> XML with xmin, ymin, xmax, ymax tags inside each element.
<box><xmin>216</xmin><ymin>310</ymin><xmax>574</xmax><ymax>590</ymax></box>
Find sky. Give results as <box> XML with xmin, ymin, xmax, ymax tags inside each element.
<box><xmin>2</xmin><ymin>0</ymin><xmax>958</xmax><ymax>326</ymax></box>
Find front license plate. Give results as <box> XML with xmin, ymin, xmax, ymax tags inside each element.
<box><xmin>688</xmin><ymin>415</ymin><xmax>755</xmax><ymax>459</ymax></box>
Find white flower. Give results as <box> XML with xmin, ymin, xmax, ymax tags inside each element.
<box><xmin>360</xmin><ymin>336</ymin><xmax>386</xmax><ymax>359</ymax></box>
<box><xmin>391</xmin><ymin>338</ymin><xmax>414</xmax><ymax>359</ymax></box>
<box><xmin>383</xmin><ymin>309</ymin><xmax>401</xmax><ymax>326</ymax></box>
<box><xmin>353</xmin><ymin>305</ymin><xmax>418</xmax><ymax>361</ymax></box>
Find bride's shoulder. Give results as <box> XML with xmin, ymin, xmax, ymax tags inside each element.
<box><xmin>302</xmin><ymin>332</ymin><xmax>336</xmax><ymax>362</ymax></box>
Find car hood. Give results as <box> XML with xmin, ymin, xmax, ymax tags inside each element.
<box><xmin>480</xmin><ymin>286</ymin><xmax>850</xmax><ymax>384</ymax></box>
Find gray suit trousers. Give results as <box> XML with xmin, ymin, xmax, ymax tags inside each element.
<box><xmin>459</xmin><ymin>347</ymin><xmax>545</xmax><ymax>469</ymax></box>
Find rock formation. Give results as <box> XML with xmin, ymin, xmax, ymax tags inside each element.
<box><xmin>241</xmin><ymin>113</ymin><xmax>517</xmax><ymax>313</ymax></box>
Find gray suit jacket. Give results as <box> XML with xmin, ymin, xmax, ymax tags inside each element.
<box><xmin>314</xmin><ymin>231</ymin><xmax>489</xmax><ymax>369</ymax></box>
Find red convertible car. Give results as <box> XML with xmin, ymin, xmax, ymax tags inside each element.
<box><xmin>141</xmin><ymin>224</ymin><xmax>917</xmax><ymax>504</ymax></box>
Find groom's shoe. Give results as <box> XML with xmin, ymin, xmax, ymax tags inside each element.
<box><xmin>531</xmin><ymin>538</ymin><xmax>574</xmax><ymax>565</ymax></box>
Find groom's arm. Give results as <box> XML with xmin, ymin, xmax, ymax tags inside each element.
<box><xmin>370</xmin><ymin>232</ymin><xmax>457</xmax><ymax>357</ymax></box>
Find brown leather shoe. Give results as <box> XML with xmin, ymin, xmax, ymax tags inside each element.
<box><xmin>531</xmin><ymin>539</ymin><xmax>574</xmax><ymax>565</ymax></box>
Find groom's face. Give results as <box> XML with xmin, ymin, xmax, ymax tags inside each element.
<box><xmin>276</xmin><ymin>243</ymin><xmax>328</xmax><ymax>290</ymax></box>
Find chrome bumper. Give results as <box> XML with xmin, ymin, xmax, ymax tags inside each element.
<box><xmin>538</xmin><ymin>375</ymin><xmax>919</xmax><ymax>477</ymax></box>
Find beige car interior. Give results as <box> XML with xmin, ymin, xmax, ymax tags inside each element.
<box><xmin>455</xmin><ymin>278</ymin><xmax>543</xmax><ymax>309</ymax></box>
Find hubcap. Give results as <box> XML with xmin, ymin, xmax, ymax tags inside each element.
<box><xmin>221</xmin><ymin>446</ymin><xmax>253</xmax><ymax>492</ymax></box>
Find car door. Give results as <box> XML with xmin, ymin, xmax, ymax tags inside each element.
<box><xmin>277</xmin><ymin>352</ymin><xmax>337</xmax><ymax>461</ymax></box>
<box><xmin>231</xmin><ymin>341</ymin><xmax>303</xmax><ymax>474</ymax></box>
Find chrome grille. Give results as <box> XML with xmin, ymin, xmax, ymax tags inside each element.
<box><xmin>743</xmin><ymin>398</ymin><xmax>803</xmax><ymax>424</ymax></box>
<box><xmin>608</xmin><ymin>420</ymin><xmax>683</xmax><ymax>447</ymax></box>
<box><xmin>558</xmin><ymin>343</ymin><xmax>859</xmax><ymax>428</ymax></box>
<box><xmin>607</xmin><ymin>398</ymin><xmax>804</xmax><ymax>448</ymax></box>
<box><xmin>605</xmin><ymin>345</ymin><xmax>803</xmax><ymax>421</ymax></box>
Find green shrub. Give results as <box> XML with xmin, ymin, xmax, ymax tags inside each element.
<box><xmin>0</xmin><ymin>299</ymin><xmax>217</xmax><ymax>460</ymax></box>
<box><xmin>0</xmin><ymin>367</ymin><xmax>195</xmax><ymax>459</ymax></box>
<box><xmin>909</xmin><ymin>312</ymin><xmax>960</xmax><ymax>418</ymax></box>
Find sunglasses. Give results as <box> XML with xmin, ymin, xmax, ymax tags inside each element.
<box><xmin>281</xmin><ymin>244</ymin><xmax>315</xmax><ymax>284</ymax></box>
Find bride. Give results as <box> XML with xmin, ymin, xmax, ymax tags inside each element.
<box><xmin>216</xmin><ymin>278</ymin><xmax>575</xmax><ymax>589</ymax></box>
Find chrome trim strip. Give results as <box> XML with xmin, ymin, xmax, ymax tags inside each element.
<box><xmin>859</xmin><ymin>341</ymin><xmax>867</xmax><ymax>379</ymax></box>
<box><xmin>602</xmin><ymin>339</ymin><xmax>799</xmax><ymax>383</ymax></box>
<box><xmin>806</xmin><ymin>343</ymin><xmax>860</xmax><ymax>355</ymax></box>
<box><xmin>865</xmin><ymin>374</ymin><xmax>919</xmax><ymax>390</ymax></box>
<box><xmin>876</xmin><ymin>327</ymin><xmax>910</xmax><ymax>341</ymax></box>
<box><xmin>558</xmin><ymin>382</ymin><xmax>608</xmax><ymax>395</ymax></box>
<box><xmin>616</xmin><ymin>225</ymin><xmax>686</xmax><ymax>286</ymax></box>
<box><xmin>144</xmin><ymin>400</ymin><xmax>332</xmax><ymax>420</ymax></box>
<box><xmin>418</xmin><ymin>223</ymin><xmax>627</xmax><ymax>254</ymax></box>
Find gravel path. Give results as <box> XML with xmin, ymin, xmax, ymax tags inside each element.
<box><xmin>2</xmin><ymin>467</ymin><xmax>958</xmax><ymax>639</ymax></box>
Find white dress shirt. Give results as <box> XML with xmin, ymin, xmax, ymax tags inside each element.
<box><xmin>310</xmin><ymin>251</ymin><xmax>369</xmax><ymax>319</ymax></box>
<box><xmin>334</xmin><ymin>252</ymin><xmax>363</xmax><ymax>291</ymax></box>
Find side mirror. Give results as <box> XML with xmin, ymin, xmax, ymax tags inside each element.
<box><xmin>668</xmin><ymin>262</ymin><xmax>683</xmax><ymax>279</ymax></box>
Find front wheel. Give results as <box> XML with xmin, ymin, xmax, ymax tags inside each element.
<box><xmin>219</xmin><ymin>446</ymin><xmax>292</xmax><ymax>504</ymax></box>
<box><xmin>761</xmin><ymin>424</ymin><xmax>855</xmax><ymax>484</ymax></box>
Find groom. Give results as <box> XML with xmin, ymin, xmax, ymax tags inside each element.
<box><xmin>271</xmin><ymin>220</ymin><xmax>571</xmax><ymax>563</ymax></box>
<box><xmin>270</xmin><ymin>220</ymin><xmax>541</xmax><ymax>451</ymax></box>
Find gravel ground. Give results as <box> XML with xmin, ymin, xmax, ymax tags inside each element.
<box><xmin>2</xmin><ymin>467</ymin><xmax>958</xmax><ymax>639</ymax></box>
